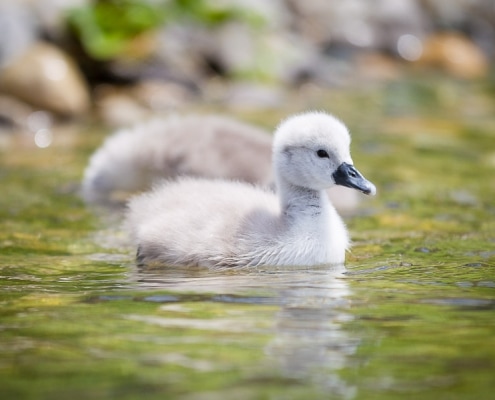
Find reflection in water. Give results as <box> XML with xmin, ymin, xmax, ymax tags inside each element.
<box><xmin>267</xmin><ymin>270</ymin><xmax>357</xmax><ymax>398</ymax></box>
<box><xmin>132</xmin><ymin>264</ymin><xmax>358</xmax><ymax>398</ymax></box>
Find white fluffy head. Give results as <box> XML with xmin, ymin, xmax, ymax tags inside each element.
<box><xmin>272</xmin><ymin>111</ymin><xmax>353</xmax><ymax>191</ymax></box>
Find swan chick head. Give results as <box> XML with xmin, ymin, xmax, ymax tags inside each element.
<box><xmin>273</xmin><ymin>111</ymin><xmax>376</xmax><ymax>195</ymax></box>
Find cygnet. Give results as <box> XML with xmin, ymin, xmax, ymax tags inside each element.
<box><xmin>126</xmin><ymin>111</ymin><xmax>376</xmax><ymax>268</ymax></box>
<box><xmin>81</xmin><ymin>114</ymin><xmax>361</xmax><ymax>215</ymax></box>
<box><xmin>82</xmin><ymin>115</ymin><xmax>272</xmax><ymax>204</ymax></box>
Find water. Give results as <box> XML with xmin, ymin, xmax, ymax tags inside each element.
<box><xmin>1</xmin><ymin>77</ymin><xmax>494</xmax><ymax>399</ymax></box>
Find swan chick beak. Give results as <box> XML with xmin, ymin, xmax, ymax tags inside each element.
<box><xmin>332</xmin><ymin>162</ymin><xmax>376</xmax><ymax>196</ymax></box>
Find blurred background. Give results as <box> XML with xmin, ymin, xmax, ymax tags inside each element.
<box><xmin>1</xmin><ymin>3</ymin><xmax>495</xmax><ymax>399</ymax></box>
<box><xmin>0</xmin><ymin>0</ymin><xmax>493</xmax><ymax>134</ymax></box>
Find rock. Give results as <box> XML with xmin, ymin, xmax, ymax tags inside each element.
<box><xmin>30</xmin><ymin>0</ymin><xmax>89</xmax><ymax>41</ymax></box>
<box><xmin>154</xmin><ymin>1</ymin><xmax>311</xmax><ymax>86</ymax></box>
<box><xmin>219</xmin><ymin>83</ymin><xmax>285</xmax><ymax>109</ymax></box>
<box><xmin>418</xmin><ymin>32</ymin><xmax>489</xmax><ymax>79</ymax></box>
<box><xmin>0</xmin><ymin>42</ymin><xmax>90</xmax><ymax>116</ymax></box>
<box><xmin>94</xmin><ymin>85</ymin><xmax>150</xmax><ymax>128</ymax></box>
<box><xmin>370</xmin><ymin>0</ymin><xmax>426</xmax><ymax>53</ymax></box>
<box><xmin>422</xmin><ymin>0</ymin><xmax>495</xmax><ymax>59</ymax></box>
<box><xmin>287</xmin><ymin>0</ymin><xmax>425</xmax><ymax>52</ymax></box>
<box><xmin>0</xmin><ymin>94</ymin><xmax>34</xmax><ymax>131</ymax></box>
<box><xmin>355</xmin><ymin>52</ymin><xmax>402</xmax><ymax>82</ymax></box>
<box><xmin>155</xmin><ymin>24</ymin><xmax>210</xmax><ymax>83</ymax></box>
<box><xmin>0</xmin><ymin>2</ymin><xmax>38</xmax><ymax>68</ymax></box>
<box><xmin>95</xmin><ymin>80</ymin><xmax>198</xmax><ymax>127</ymax></box>
<box><xmin>130</xmin><ymin>80</ymin><xmax>197</xmax><ymax>111</ymax></box>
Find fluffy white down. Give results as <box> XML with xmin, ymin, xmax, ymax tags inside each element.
<box><xmin>82</xmin><ymin>115</ymin><xmax>272</xmax><ymax>204</ymax></box>
<box><xmin>127</xmin><ymin>178</ymin><xmax>348</xmax><ymax>268</ymax></box>
<box><xmin>125</xmin><ymin>111</ymin><xmax>369</xmax><ymax>268</ymax></box>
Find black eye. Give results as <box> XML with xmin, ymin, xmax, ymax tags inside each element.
<box><xmin>316</xmin><ymin>149</ymin><xmax>329</xmax><ymax>158</ymax></box>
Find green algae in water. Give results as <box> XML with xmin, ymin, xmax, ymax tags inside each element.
<box><xmin>1</xmin><ymin>77</ymin><xmax>495</xmax><ymax>399</ymax></box>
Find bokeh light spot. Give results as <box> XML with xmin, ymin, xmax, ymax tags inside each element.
<box><xmin>34</xmin><ymin>128</ymin><xmax>53</xmax><ymax>148</ymax></box>
<box><xmin>397</xmin><ymin>34</ymin><xmax>423</xmax><ymax>61</ymax></box>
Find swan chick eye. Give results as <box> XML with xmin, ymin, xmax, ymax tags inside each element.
<box><xmin>316</xmin><ymin>149</ymin><xmax>329</xmax><ymax>158</ymax></box>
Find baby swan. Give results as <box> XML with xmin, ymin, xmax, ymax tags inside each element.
<box><xmin>126</xmin><ymin>111</ymin><xmax>376</xmax><ymax>268</ymax></box>
<box><xmin>81</xmin><ymin>115</ymin><xmax>272</xmax><ymax>205</ymax></box>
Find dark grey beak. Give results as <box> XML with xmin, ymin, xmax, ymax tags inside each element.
<box><xmin>332</xmin><ymin>162</ymin><xmax>376</xmax><ymax>195</ymax></box>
